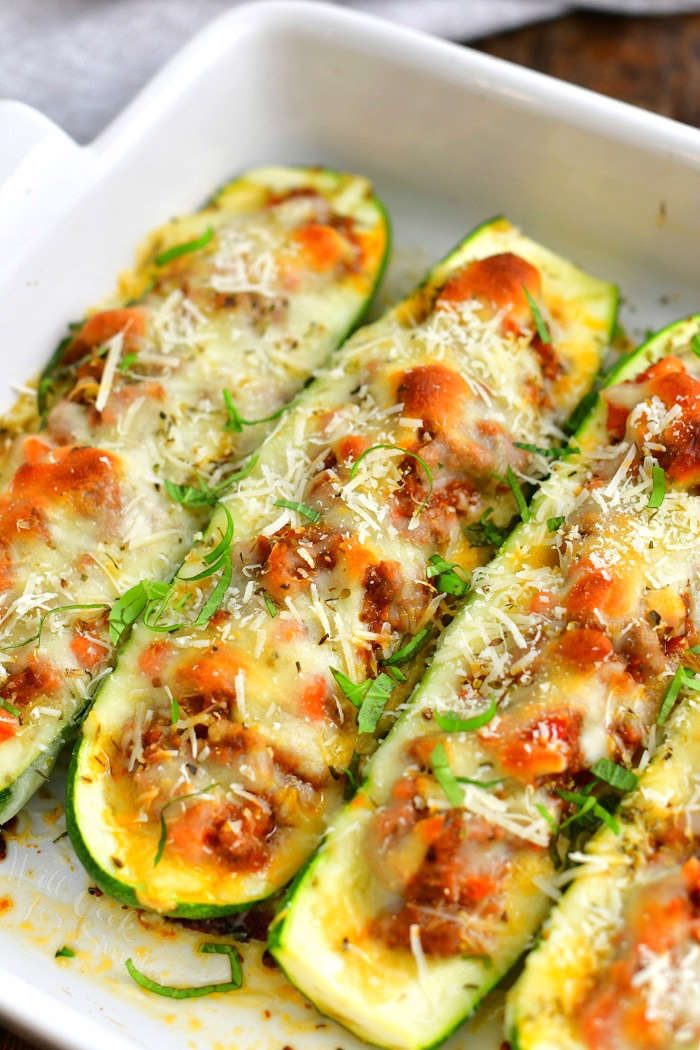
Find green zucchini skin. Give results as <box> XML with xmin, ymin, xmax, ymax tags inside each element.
<box><xmin>268</xmin><ymin>318</ymin><xmax>700</xmax><ymax>1050</ymax></box>
<box><xmin>37</xmin><ymin>167</ymin><xmax>391</xmax><ymax>420</ymax></box>
<box><xmin>66</xmin><ymin>217</ymin><xmax>613</xmax><ymax>920</ymax></box>
<box><xmin>0</xmin><ymin>166</ymin><xmax>390</xmax><ymax>826</ymax></box>
<box><xmin>505</xmin><ymin>513</ymin><xmax>700</xmax><ymax>1049</ymax></box>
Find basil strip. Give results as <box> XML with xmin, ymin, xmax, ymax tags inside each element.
<box><xmin>427</xmin><ymin>554</ymin><xmax>470</xmax><ymax>597</ymax></box>
<box><xmin>535</xmin><ymin>803</ymin><xmax>559</xmax><ymax>834</ymax></box>
<box><xmin>430</xmin><ymin>742</ymin><xmax>463</xmax><ymax>807</ymax></box>
<box><xmin>126</xmin><ymin>942</ymin><xmax>242</xmax><ymax>998</ymax></box>
<box><xmin>547</xmin><ymin>516</ymin><xmax>565</xmax><ymax>533</ymax></box>
<box><xmin>330</xmin><ymin>667</ymin><xmax>369</xmax><ymax>708</ymax></box>
<box><xmin>222</xmin><ymin>389</ymin><xmax>286</xmax><ymax>432</ymax></box>
<box><xmin>165</xmin><ymin>455</ymin><xmax>259</xmax><ymax>507</ymax></box>
<box><xmin>349</xmin><ymin>444</ymin><xmax>433</xmax><ymax>517</ymax></box>
<box><xmin>504</xmin><ymin>466</ymin><xmax>530</xmax><ymax>522</ymax></box>
<box><xmin>154</xmin><ymin>226</ymin><xmax>214</xmax><ymax>267</ymax></box>
<box><xmin>330</xmin><ymin>668</ymin><xmax>395</xmax><ymax>732</ymax></box>
<box><xmin>434</xmin><ymin>697</ymin><xmax>498</xmax><ymax>733</ymax></box>
<box><xmin>0</xmin><ymin>699</ymin><xmax>20</xmax><ymax>719</ymax></box>
<box><xmin>109</xmin><ymin>583</ymin><xmax>169</xmax><ymax>646</ymax></box>
<box><xmin>203</xmin><ymin>506</ymin><xmax>235</xmax><ymax>566</ymax></box>
<box><xmin>591</xmin><ymin>757</ymin><xmax>638</xmax><ymax>792</ymax></box>
<box><xmin>514</xmin><ymin>442</ymin><xmax>579</xmax><ymax>460</ymax></box>
<box><xmin>194</xmin><ymin>554</ymin><xmax>233</xmax><ymax>627</ymax></box>
<box><xmin>657</xmin><ymin>665</ymin><xmax>700</xmax><ymax>726</ymax></box>
<box><xmin>463</xmin><ymin>507</ymin><xmax>509</xmax><ymax>548</ymax></box>
<box><xmin>383</xmin><ymin>626</ymin><xmax>433</xmax><ymax>667</ymax></box>
<box><xmin>356</xmin><ymin>673</ymin><xmax>394</xmax><ymax>734</ymax></box>
<box><xmin>55</xmin><ymin>946</ymin><xmax>76</xmax><ymax>959</ymax></box>
<box><xmin>154</xmin><ymin>783</ymin><xmax>219</xmax><ymax>866</ymax></box>
<box><xmin>523</xmin><ymin>285</ymin><xmax>551</xmax><ymax>344</ymax></box>
<box><xmin>0</xmin><ymin>602</ymin><xmax>108</xmax><ymax>653</ymax></box>
<box><xmin>556</xmin><ymin>788</ymin><xmax>619</xmax><ymax>835</ymax></box>
<box><xmin>647</xmin><ymin>464</ymin><xmax>666</xmax><ymax>509</ymax></box>
<box><xmin>273</xmin><ymin>499</ymin><xmax>320</xmax><ymax>523</ymax></box>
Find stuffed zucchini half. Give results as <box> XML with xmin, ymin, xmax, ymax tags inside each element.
<box><xmin>0</xmin><ymin>166</ymin><xmax>389</xmax><ymax>822</ymax></box>
<box><xmin>507</xmin><ymin>691</ymin><xmax>700</xmax><ymax>1050</ymax></box>
<box><xmin>270</xmin><ymin>315</ymin><xmax>700</xmax><ymax>1050</ymax></box>
<box><xmin>67</xmin><ymin>219</ymin><xmax>615</xmax><ymax>917</ymax></box>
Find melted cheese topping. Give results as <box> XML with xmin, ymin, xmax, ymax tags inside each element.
<box><xmin>269</xmin><ymin>318</ymin><xmax>700</xmax><ymax>1050</ymax></box>
<box><xmin>73</xmin><ymin>219</ymin><xmax>614</xmax><ymax>913</ymax></box>
<box><xmin>358</xmin><ymin>326</ymin><xmax>700</xmax><ymax>964</ymax></box>
<box><xmin>0</xmin><ymin>167</ymin><xmax>387</xmax><ymax>813</ymax></box>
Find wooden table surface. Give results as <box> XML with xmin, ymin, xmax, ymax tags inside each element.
<box><xmin>2</xmin><ymin>9</ymin><xmax>699</xmax><ymax>1050</ymax></box>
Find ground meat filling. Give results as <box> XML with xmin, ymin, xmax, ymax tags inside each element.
<box><xmin>367</xmin><ymin>354</ymin><xmax>700</xmax><ymax>961</ymax></box>
<box><xmin>366</xmin><ymin>768</ymin><xmax>519</xmax><ymax>957</ymax></box>
<box><xmin>576</xmin><ymin>853</ymin><xmax>700</xmax><ymax>1050</ymax></box>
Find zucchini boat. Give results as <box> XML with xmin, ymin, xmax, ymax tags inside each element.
<box><xmin>270</xmin><ymin>315</ymin><xmax>700</xmax><ymax>1050</ymax></box>
<box><xmin>506</xmin><ymin>692</ymin><xmax>700</xmax><ymax>1050</ymax></box>
<box><xmin>67</xmin><ymin>217</ymin><xmax>615</xmax><ymax>918</ymax></box>
<box><xmin>0</xmin><ymin>166</ymin><xmax>389</xmax><ymax>821</ymax></box>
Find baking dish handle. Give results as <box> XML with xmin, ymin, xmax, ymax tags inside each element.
<box><xmin>0</xmin><ymin>100</ymin><xmax>89</xmax><ymax>261</ymax></box>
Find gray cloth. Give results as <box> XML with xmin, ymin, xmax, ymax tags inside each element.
<box><xmin>2</xmin><ymin>0</ymin><xmax>699</xmax><ymax>143</ymax></box>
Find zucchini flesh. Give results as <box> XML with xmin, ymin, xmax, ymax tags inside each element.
<box><xmin>506</xmin><ymin>691</ymin><xmax>700</xmax><ymax>1050</ymax></box>
<box><xmin>269</xmin><ymin>317</ymin><xmax>700</xmax><ymax>1050</ymax></box>
<box><xmin>67</xmin><ymin>218</ymin><xmax>614</xmax><ymax>917</ymax></box>
<box><xmin>0</xmin><ymin>166</ymin><xmax>389</xmax><ymax>821</ymax></box>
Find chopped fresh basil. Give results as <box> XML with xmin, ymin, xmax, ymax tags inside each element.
<box><xmin>193</xmin><ymin>554</ymin><xmax>232</xmax><ymax>627</ymax></box>
<box><xmin>427</xmin><ymin>554</ymin><xmax>470</xmax><ymax>597</ymax></box>
<box><xmin>647</xmin><ymin>464</ymin><xmax>666</xmax><ymax>509</ymax></box>
<box><xmin>523</xmin><ymin>285</ymin><xmax>551</xmax><ymax>344</ymax></box>
<box><xmin>430</xmin><ymin>742</ymin><xmax>463</xmax><ymax>807</ymax></box>
<box><xmin>591</xmin><ymin>758</ymin><xmax>638</xmax><ymax>792</ymax></box>
<box><xmin>556</xmin><ymin>788</ymin><xmax>620</xmax><ymax>835</ymax></box>
<box><xmin>434</xmin><ymin>697</ymin><xmax>498</xmax><ymax>733</ymax></box>
<box><xmin>657</xmin><ymin>665</ymin><xmax>700</xmax><ymax>726</ymax></box>
<box><xmin>154</xmin><ymin>783</ymin><xmax>219</xmax><ymax>866</ymax></box>
<box><xmin>126</xmin><ymin>942</ymin><xmax>242</xmax><ymax>998</ymax></box>
<box><xmin>0</xmin><ymin>699</ymin><xmax>20</xmax><ymax>720</ymax></box>
<box><xmin>0</xmin><ymin>602</ymin><xmax>108</xmax><ymax>654</ymax></box>
<box><xmin>340</xmin><ymin>751</ymin><xmax>361</xmax><ymax>799</ymax></box>
<box><xmin>273</xmin><ymin>499</ymin><xmax>320</xmax><ymax>523</ymax></box>
<box><xmin>463</xmin><ymin>507</ymin><xmax>509</xmax><ymax>548</ymax></box>
<box><xmin>514</xmin><ymin>442</ymin><xmax>580</xmax><ymax>460</ymax></box>
<box><xmin>109</xmin><ymin>581</ymin><xmax>175</xmax><ymax>646</ymax></box>
<box><xmin>383</xmin><ymin>626</ymin><xmax>432</xmax><ymax>667</ymax></box>
<box><xmin>330</xmin><ymin>668</ymin><xmax>395</xmax><ymax>733</ymax></box>
<box><xmin>503</xmin><ymin>466</ymin><xmax>530</xmax><ymax>522</ymax></box>
<box><xmin>692</xmin><ymin>332</ymin><xmax>700</xmax><ymax>358</ymax></box>
<box><xmin>330</xmin><ymin>667</ymin><xmax>369</xmax><ymax>708</ymax></box>
<box><xmin>222</xmin><ymin>389</ymin><xmax>286</xmax><ymax>432</ymax></box>
<box><xmin>349</xmin><ymin>444</ymin><xmax>433</xmax><ymax>517</ymax></box>
<box><xmin>164</xmin><ymin>454</ymin><xmax>259</xmax><ymax>507</ymax></box>
<box><xmin>457</xmin><ymin>776</ymin><xmax>505</xmax><ymax>790</ymax></box>
<box><xmin>55</xmin><ymin>946</ymin><xmax>75</xmax><ymax>959</ymax></box>
<box><xmin>154</xmin><ymin>226</ymin><xmax>214</xmax><ymax>267</ymax></box>
<box><xmin>356</xmin><ymin>673</ymin><xmax>395</xmax><ymax>734</ymax></box>
<box><xmin>263</xmin><ymin>592</ymin><xmax>278</xmax><ymax>618</ymax></box>
<box><xmin>535</xmin><ymin>803</ymin><xmax>559</xmax><ymax>834</ymax></box>
<box><xmin>118</xmin><ymin>352</ymin><xmax>139</xmax><ymax>374</ymax></box>
<box><xmin>203</xmin><ymin>506</ymin><xmax>235</xmax><ymax>567</ymax></box>
<box><xmin>170</xmin><ymin>697</ymin><xmax>180</xmax><ymax>726</ymax></box>
<box><xmin>547</xmin><ymin>516</ymin><xmax>565</xmax><ymax>533</ymax></box>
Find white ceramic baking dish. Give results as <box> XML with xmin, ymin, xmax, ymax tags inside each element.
<box><xmin>0</xmin><ymin>4</ymin><xmax>698</xmax><ymax>1049</ymax></box>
